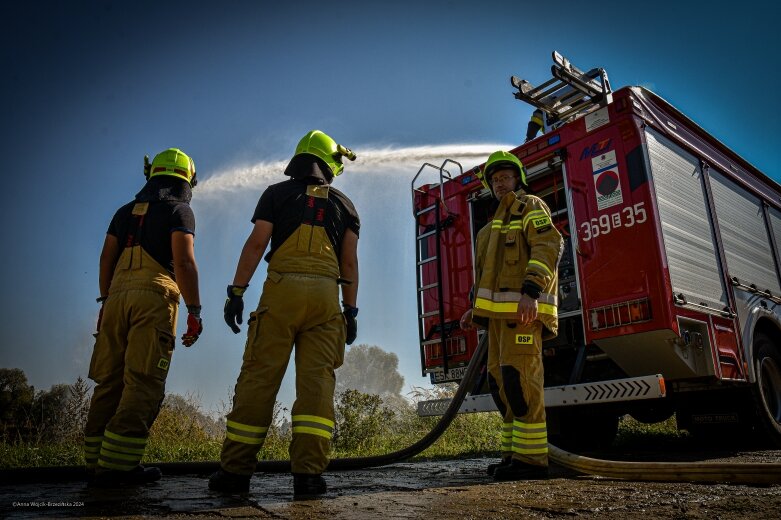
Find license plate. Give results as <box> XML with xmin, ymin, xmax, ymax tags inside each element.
<box><xmin>429</xmin><ymin>365</ymin><xmax>467</xmax><ymax>384</ymax></box>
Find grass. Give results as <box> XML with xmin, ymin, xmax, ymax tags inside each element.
<box><xmin>1</xmin><ymin>392</ymin><xmax>690</xmax><ymax>468</ymax></box>
<box><xmin>0</xmin><ymin>442</ymin><xmax>83</xmax><ymax>468</ymax></box>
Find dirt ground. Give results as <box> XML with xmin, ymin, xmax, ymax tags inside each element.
<box><xmin>2</xmin><ymin>447</ymin><xmax>781</xmax><ymax>519</ymax></box>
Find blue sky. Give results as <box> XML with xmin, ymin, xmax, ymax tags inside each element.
<box><xmin>1</xmin><ymin>1</ymin><xmax>779</xmax><ymax>415</ymax></box>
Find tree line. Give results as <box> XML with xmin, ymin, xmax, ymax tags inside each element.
<box><xmin>0</xmin><ymin>368</ymin><xmax>90</xmax><ymax>443</ymax></box>
<box><xmin>0</xmin><ymin>343</ymin><xmax>407</xmax><ymax>444</ymax></box>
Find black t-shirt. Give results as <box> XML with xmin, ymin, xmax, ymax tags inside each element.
<box><xmin>107</xmin><ymin>200</ymin><xmax>195</xmax><ymax>277</ymax></box>
<box><xmin>252</xmin><ymin>178</ymin><xmax>360</xmax><ymax>262</ymax></box>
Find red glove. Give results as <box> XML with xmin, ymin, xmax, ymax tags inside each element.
<box><xmin>182</xmin><ymin>305</ymin><xmax>203</xmax><ymax>347</ymax></box>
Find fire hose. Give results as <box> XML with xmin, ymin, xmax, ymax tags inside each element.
<box><xmin>2</xmin><ymin>334</ymin><xmax>780</xmax><ymax>485</ymax></box>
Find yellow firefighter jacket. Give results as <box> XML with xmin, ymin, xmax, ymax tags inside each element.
<box><xmin>473</xmin><ymin>190</ymin><xmax>563</xmax><ymax>338</ymax></box>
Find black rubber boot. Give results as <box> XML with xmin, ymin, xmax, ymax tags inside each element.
<box><xmin>88</xmin><ymin>465</ymin><xmax>162</xmax><ymax>488</ymax></box>
<box><xmin>293</xmin><ymin>473</ymin><xmax>327</xmax><ymax>499</ymax></box>
<box><xmin>493</xmin><ymin>460</ymin><xmax>548</xmax><ymax>481</ymax></box>
<box><xmin>486</xmin><ymin>457</ymin><xmax>512</xmax><ymax>476</ymax></box>
<box><xmin>208</xmin><ymin>468</ymin><xmax>251</xmax><ymax>493</ymax></box>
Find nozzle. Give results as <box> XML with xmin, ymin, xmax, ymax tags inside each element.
<box><xmin>336</xmin><ymin>144</ymin><xmax>357</xmax><ymax>161</ymax></box>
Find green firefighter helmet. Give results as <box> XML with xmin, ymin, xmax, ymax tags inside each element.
<box><xmin>476</xmin><ymin>150</ymin><xmax>526</xmax><ymax>192</ymax></box>
<box><xmin>294</xmin><ymin>130</ymin><xmax>356</xmax><ymax>177</ymax></box>
<box><xmin>147</xmin><ymin>148</ymin><xmax>197</xmax><ymax>187</ymax></box>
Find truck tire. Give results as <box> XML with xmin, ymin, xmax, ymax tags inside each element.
<box><xmin>752</xmin><ymin>332</ymin><xmax>781</xmax><ymax>447</ymax></box>
<box><xmin>629</xmin><ymin>402</ymin><xmax>674</xmax><ymax>424</ymax></box>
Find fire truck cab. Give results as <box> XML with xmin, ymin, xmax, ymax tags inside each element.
<box><xmin>412</xmin><ymin>52</ymin><xmax>781</xmax><ymax>448</ymax></box>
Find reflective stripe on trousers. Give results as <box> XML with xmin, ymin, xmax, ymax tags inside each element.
<box><xmin>84</xmin><ymin>436</ymin><xmax>103</xmax><ymax>468</ymax></box>
<box><xmin>291</xmin><ymin>414</ymin><xmax>334</xmax><ymax>440</ymax></box>
<box><xmin>225</xmin><ymin>419</ymin><xmax>269</xmax><ymax>445</ymax></box>
<box><xmin>511</xmin><ymin>420</ymin><xmax>548</xmax><ymax>456</ymax></box>
<box><xmin>98</xmin><ymin>429</ymin><xmax>148</xmax><ymax>471</ymax></box>
<box><xmin>501</xmin><ymin>422</ymin><xmax>513</xmax><ymax>453</ymax></box>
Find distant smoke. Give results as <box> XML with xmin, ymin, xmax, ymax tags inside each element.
<box><xmin>198</xmin><ymin>143</ymin><xmax>511</xmax><ymax>197</ymax></box>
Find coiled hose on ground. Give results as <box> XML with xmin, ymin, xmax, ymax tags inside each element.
<box><xmin>2</xmin><ymin>334</ymin><xmax>781</xmax><ymax>485</ymax></box>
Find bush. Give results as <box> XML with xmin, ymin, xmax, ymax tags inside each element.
<box><xmin>402</xmin><ymin>386</ymin><xmax>502</xmax><ymax>459</ymax></box>
<box><xmin>145</xmin><ymin>395</ymin><xmax>222</xmax><ymax>462</ymax></box>
<box><xmin>333</xmin><ymin>389</ymin><xmax>396</xmax><ymax>455</ymax></box>
<box><xmin>330</xmin><ymin>387</ymin><xmax>502</xmax><ymax>460</ymax></box>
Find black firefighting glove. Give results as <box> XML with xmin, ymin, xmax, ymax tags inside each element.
<box><xmin>224</xmin><ymin>285</ymin><xmax>247</xmax><ymax>334</ymax></box>
<box><xmin>96</xmin><ymin>296</ymin><xmax>107</xmax><ymax>332</ymax></box>
<box><xmin>182</xmin><ymin>305</ymin><xmax>203</xmax><ymax>347</ymax></box>
<box><xmin>343</xmin><ymin>303</ymin><xmax>358</xmax><ymax>345</ymax></box>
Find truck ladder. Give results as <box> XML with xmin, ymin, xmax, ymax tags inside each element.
<box><xmin>511</xmin><ymin>51</ymin><xmax>612</xmax><ymax>127</ymax></box>
<box><xmin>411</xmin><ymin>160</ymin><xmax>463</xmax><ymax>378</ymax></box>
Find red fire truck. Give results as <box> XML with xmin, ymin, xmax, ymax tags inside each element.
<box><xmin>412</xmin><ymin>52</ymin><xmax>781</xmax><ymax>448</ymax></box>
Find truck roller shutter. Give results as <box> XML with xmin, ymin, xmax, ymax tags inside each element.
<box><xmin>767</xmin><ymin>207</ymin><xmax>781</xmax><ymax>279</ymax></box>
<box><xmin>709</xmin><ymin>171</ymin><xmax>781</xmax><ymax>295</ymax></box>
<box><xmin>645</xmin><ymin>129</ymin><xmax>728</xmax><ymax>311</ymax></box>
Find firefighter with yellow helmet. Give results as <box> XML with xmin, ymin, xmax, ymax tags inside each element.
<box><xmin>209</xmin><ymin>130</ymin><xmax>360</xmax><ymax>497</ymax></box>
<box><xmin>461</xmin><ymin>151</ymin><xmax>563</xmax><ymax>480</ymax></box>
<box><xmin>84</xmin><ymin>148</ymin><xmax>203</xmax><ymax>486</ymax></box>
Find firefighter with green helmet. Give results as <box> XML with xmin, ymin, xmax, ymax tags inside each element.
<box><xmin>209</xmin><ymin>130</ymin><xmax>360</xmax><ymax>497</ymax></box>
<box><xmin>461</xmin><ymin>150</ymin><xmax>563</xmax><ymax>480</ymax></box>
<box><xmin>84</xmin><ymin>148</ymin><xmax>203</xmax><ymax>486</ymax></box>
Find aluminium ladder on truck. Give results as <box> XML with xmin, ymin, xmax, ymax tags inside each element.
<box><xmin>511</xmin><ymin>50</ymin><xmax>613</xmax><ymax>130</ymax></box>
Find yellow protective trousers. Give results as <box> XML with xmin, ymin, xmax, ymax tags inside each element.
<box><xmin>219</xmin><ymin>270</ymin><xmax>346</xmax><ymax>476</ymax></box>
<box><xmin>84</xmin><ymin>244</ymin><xmax>179</xmax><ymax>471</ymax></box>
<box><xmin>487</xmin><ymin>319</ymin><xmax>548</xmax><ymax>467</ymax></box>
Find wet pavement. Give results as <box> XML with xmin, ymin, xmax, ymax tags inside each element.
<box><xmin>2</xmin><ymin>454</ymin><xmax>781</xmax><ymax>519</ymax></box>
<box><xmin>1</xmin><ymin>459</ymin><xmax>510</xmax><ymax>518</ymax></box>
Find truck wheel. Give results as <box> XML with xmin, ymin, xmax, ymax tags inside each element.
<box><xmin>752</xmin><ymin>333</ymin><xmax>781</xmax><ymax>447</ymax></box>
<box><xmin>629</xmin><ymin>402</ymin><xmax>674</xmax><ymax>424</ymax></box>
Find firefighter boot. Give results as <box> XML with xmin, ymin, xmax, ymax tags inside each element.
<box><xmin>208</xmin><ymin>469</ymin><xmax>251</xmax><ymax>493</ymax></box>
<box><xmin>88</xmin><ymin>465</ymin><xmax>162</xmax><ymax>488</ymax></box>
<box><xmin>493</xmin><ymin>460</ymin><xmax>548</xmax><ymax>481</ymax></box>
<box><xmin>486</xmin><ymin>456</ymin><xmax>512</xmax><ymax>476</ymax></box>
<box><xmin>293</xmin><ymin>473</ymin><xmax>327</xmax><ymax>499</ymax></box>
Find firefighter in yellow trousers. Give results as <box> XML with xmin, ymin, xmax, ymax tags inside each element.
<box><xmin>84</xmin><ymin>149</ymin><xmax>203</xmax><ymax>487</ymax></box>
<box><xmin>209</xmin><ymin>130</ymin><xmax>360</xmax><ymax>497</ymax></box>
<box><xmin>461</xmin><ymin>151</ymin><xmax>563</xmax><ymax>480</ymax></box>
